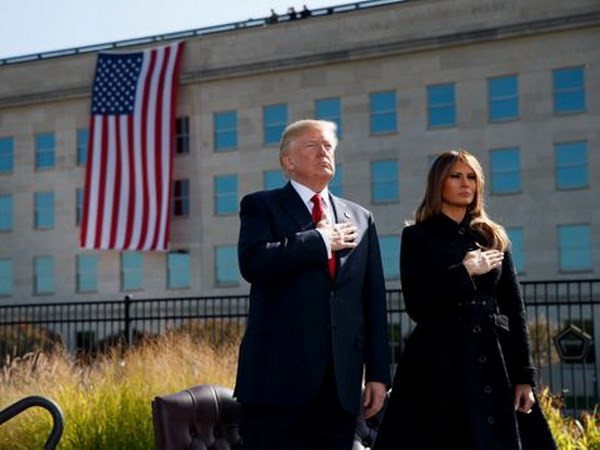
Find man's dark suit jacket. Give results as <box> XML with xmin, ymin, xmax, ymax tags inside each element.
<box><xmin>234</xmin><ymin>182</ymin><xmax>390</xmax><ymax>415</ymax></box>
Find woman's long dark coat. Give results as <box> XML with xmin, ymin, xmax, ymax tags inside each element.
<box><xmin>374</xmin><ymin>214</ymin><xmax>556</xmax><ymax>450</ymax></box>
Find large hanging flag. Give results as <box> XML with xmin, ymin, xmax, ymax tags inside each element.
<box><xmin>80</xmin><ymin>41</ymin><xmax>184</xmax><ymax>251</ymax></box>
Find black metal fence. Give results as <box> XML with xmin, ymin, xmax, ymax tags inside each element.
<box><xmin>1</xmin><ymin>279</ymin><xmax>598</xmax><ymax>416</ymax></box>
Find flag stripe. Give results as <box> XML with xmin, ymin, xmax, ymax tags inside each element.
<box><xmin>163</xmin><ymin>43</ymin><xmax>185</xmax><ymax>250</ymax></box>
<box><xmin>151</xmin><ymin>45</ymin><xmax>169</xmax><ymax>250</ymax></box>
<box><xmin>80</xmin><ymin>41</ymin><xmax>184</xmax><ymax>251</ymax></box>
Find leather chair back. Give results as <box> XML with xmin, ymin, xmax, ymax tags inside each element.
<box><xmin>152</xmin><ymin>384</ymin><xmax>241</xmax><ymax>450</ymax></box>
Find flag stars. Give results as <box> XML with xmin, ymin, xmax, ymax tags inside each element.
<box><xmin>91</xmin><ymin>52</ymin><xmax>143</xmax><ymax>115</ymax></box>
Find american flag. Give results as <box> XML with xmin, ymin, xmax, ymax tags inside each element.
<box><xmin>80</xmin><ymin>41</ymin><xmax>184</xmax><ymax>251</ymax></box>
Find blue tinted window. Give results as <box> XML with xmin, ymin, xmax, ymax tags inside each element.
<box><xmin>35</xmin><ymin>132</ymin><xmax>55</xmax><ymax>169</ymax></box>
<box><xmin>427</xmin><ymin>83</ymin><xmax>456</xmax><ymax>128</ymax></box>
<box><xmin>214</xmin><ymin>111</ymin><xmax>237</xmax><ymax>151</ymax></box>
<box><xmin>173</xmin><ymin>179</ymin><xmax>190</xmax><ymax>217</ymax></box>
<box><xmin>76</xmin><ymin>188</ymin><xmax>83</xmax><ymax>226</ymax></box>
<box><xmin>369</xmin><ymin>91</ymin><xmax>397</xmax><ymax>134</ymax></box>
<box><xmin>379</xmin><ymin>235</ymin><xmax>400</xmax><ymax>279</ymax></box>
<box><xmin>215</xmin><ymin>245</ymin><xmax>239</xmax><ymax>286</ymax></box>
<box><xmin>555</xmin><ymin>141</ymin><xmax>588</xmax><ymax>190</ymax></box>
<box><xmin>558</xmin><ymin>224</ymin><xmax>591</xmax><ymax>271</ymax></box>
<box><xmin>315</xmin><ymin>98</ymin><xmax>342</xmax><ymax>138</ymax></box>
<box><xmin>263</xmin><ymin>169</ymin><xmax>287</xmax><ymax>190</ymax></box>
<box><xmin>0</xmin><ymin>136</ymin><xmax>14</xmax><ymax>173</ymax></box>
<box><xmin>506</xmin><ymin>227</ymin><xmax>524</xmax><ymax>273</ymax></box>
<box><xmin>176</xmin><ymin>117</ymin><xmax>190</xmax><ymax>154</ymax></box>
<box><xmin>214</xmin><ymin>174</ymin><xmax>238</xmax><ymax>215</ymax></box>
<box><xmin>371</xmin><ymin>160</ymin><xmax>399</xmax><ymax>203</ymax></box>
<box><xmin>0</xmin><ymin>195</ymin><xmax>13</xmax><ymax>231</ymax></box>
<box><xmin>34</xmin><ymin>256</ymin><xmax>54</xmax><ymax>294</ymax></box>
<box><xmin>488</xmin><ymin>76</ymin><xmax>518</xmax><ymax>121</ymax></box>
<box><xmin>330</xmin><ymin>165</ymin><xmax>343</xmax><ymax>197</ymax></box>
<box><xmin>77</xmin><ymin>128</ymin><xmax>88</xmax><ymax>165</ymax></box>
<box><xmin>490</xmin><ymin>147</ymin><xmax>521</xmax><ymax>194</ymax></box>
<box><xmin>77</xmin><ymin>254</ymin><xmax>98</xmax><ymax>293</ymax></box>
<box><xmin>0</xmin><ymin>259</ymin><xmax>13</xmax><ymax>296</ymax></box>
<box><xmin>553</xmin><ymin>67</ymin><xmax>585</xmax><ymax>114</ymax></box>
<box><xmin>167</xmin><ymin>251</ymin><xmax>190</xmax><ymax>289</ymax></box>
<box><xmin>34</xmin><ymin>192</ymin><xmax>55</xmax><ymax>229</ymax></box>
<box><xmin>121</xmin><ymin>252</ymin><xmax>143</xmax><ymax>291</ymax></box>
<box><xmin>263</xmin><ymin>104</ymin><xmax>287</xmax><ymax>146</ymax></box>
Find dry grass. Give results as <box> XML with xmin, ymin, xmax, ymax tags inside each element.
<box><xmin>0</xmin><ymin>331</ymin><xmax>239</xmax><ymax>450</ymax></box>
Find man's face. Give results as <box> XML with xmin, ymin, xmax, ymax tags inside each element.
<box><xmin>282</xmin><ymin>127</ymin><xmax>336</xmax><ymax>190</ymax></box>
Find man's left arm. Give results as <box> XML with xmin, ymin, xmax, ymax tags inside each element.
<box><xmin>362</xmin><ymin>214</ymin><xmax>391</xmax><ymax>417</ymax></box>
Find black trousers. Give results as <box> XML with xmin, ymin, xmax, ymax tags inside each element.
<box><xmin>240</xmin><ymin>365</ymin><xmax>357</xmax><ymax>450</ymax></box>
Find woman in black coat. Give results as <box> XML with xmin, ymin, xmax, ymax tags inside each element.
<box><xmin>374</xmin><ymin>150</ymin><xmax>556</xmax><ymax>450</ymax></box>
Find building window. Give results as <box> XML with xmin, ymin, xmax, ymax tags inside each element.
<box><xmin>215</xmin><ymin>245</ymin><xmax>239</xmax><ymax>286</ymax></box>
<box><xmin>175</xmin><ymin>117</ymin><xmax>190</xmax><ymax>154</ymax></box>
<box><xmin>506</xmin><ymin>227</ymin><xmax>524</xmax><ymax>273</ymax></box>
<box><xmin>369</xmin><ymin>91</ymin><xmax>397</xmax><ymax>135</ymax></box>
<box><xmin>35</xmin><ymin>132</ymin><xmax>55</xmax><ymax>169</ymax></box>
<box><xmin>214</xmin><ymin>174</ymin><xmax>238</xmax><ymax>215</ymax></box>
<box><xmin>167</xmin><ymin>250</ymin><xmax>190</xmax><ymax>289</ymax></box>
<box><xmin>34</xmin><ymin>192</ymin><xmax>55</xmax><ymax>229</ymax></box>
<box><xmin>0</xmin><ymin>195</ymin><xmax>13</xmax><ymax>231</ymax></box>
<box><xmin>263</xmin><ymin>169</ymin><xmax>287</xmax><ymax>190</ymax></box>
<box><xmin>427</xmin><ymin>83</ymin><xmax>456</xmax><ymax>128</ymax></box>
<box><xmin>76</xmin><ymin>128</ymin><xmax>89</xmax><ymax>165</ymax></box>
<box><xmin>34</xmin><ymin>256</ymin><xmax>54</xmax><ymax>295</ymax></box>
<box><xmin>0</xmin><ymin>259</ymin><xmax>13</xmax><ymax>296</ymax></box>
<box><xmin>555</xmin><ymin>141</ymin><xmax>588</xmax><ymax>190</ymax></box>
<box><xmin>76</xmin><ymin>188</ymin><xmax>84</xmax><ymax>226</ymax></box>
<box><xmin>490</xmin><ymin>147</ymin><xmax>521</xmax><ymax>194</ymax></box>
<box><xmin>263</xmin><ymin>104</ymin><xmax>287</xmax><ymax>146</ymax></box>
<box><xmin>76</xmin><ymin>330</ymin><xmax>96</xmax><ymax>352</ymax></box>
<box><xmin>315</xmin><ymin>97</ymin><xmax>342</xmax><ymax>138</ymax></box>
<box><xmin>330</xmin><ymin>165</ymin><xmax>343</xmax><ymax>197</ymax></box>
<box><xmin>371</xmin><ymin>160</ymin><xmax>399</xmax><ymax>203</ymax></box>
<box><xmin>77</xmin><ymin>254</ymin><xmax>98</xmax><ymax>293</ymax></box>
<box><xmin>488</xmin><ymin>75</ymin><xmax>518</xmax><ymax>122</ymax></box>
<box><xmin>121</xmin><ymin>252</ymin><xmax>143</xmax><ymax>291</ymax></box>
<box><xmin>0</xmin><ymin>136</ymin><xmax>14</xmax><ymax>173</ymax></box>
<box><xmin>553</xmin><ymin>66</ymin><xmax>585</xmax><ymax>114</ymax></box>
<box><xmin>214</xmin><ymin>111</ymin><xmax>237</xmax><ymax>151</ymax></box>
<box><xmin>172</xmin><ymin>179</ymin><xmax>190</xmax><ymax>217</ymax></box>
<box><xmin>379</xmin><ymin>235</ymin><xmax>400</xmax><ymax>280</ymax></box>
<box><xmin>558</xmin><ymin>224</ymin><xmax>592</xmax><ymax>271</ymax></box>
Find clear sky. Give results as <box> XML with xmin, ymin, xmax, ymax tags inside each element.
<box><xmin>0</xmin><ymin>0</ymin><xmax>351</xmax><ymax>60</ymax></box>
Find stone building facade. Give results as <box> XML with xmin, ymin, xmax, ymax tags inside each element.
<box><xmin>0</xmin><ymin>0</ymin><xmax>598</xmax><ymax>303</ymax></box>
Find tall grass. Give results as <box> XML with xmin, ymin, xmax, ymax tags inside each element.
<box><xmin>538</xmin><ymin>388</ymin><xmax>600</xmax><ymax>450</ymax></box>
<box><xmin>0</xmin><ymin>330</ymin><xmax>239</xmax><ymax>450</ymax></box>
<box><xmin>0</xmin><ymin>329</ymin><xmax>597</xmax><ymax>449</ymax></box>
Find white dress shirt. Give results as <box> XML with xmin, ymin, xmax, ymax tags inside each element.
<box><xmin>290</xmin><ymin>179</ymin><xmax>334</xmax><ymax>257</ymax></box>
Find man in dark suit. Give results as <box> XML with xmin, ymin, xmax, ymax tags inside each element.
<box><xmin>234</xmin><ymin>119</ymin><xmax>390</xmax><ymax>450</ymax></box>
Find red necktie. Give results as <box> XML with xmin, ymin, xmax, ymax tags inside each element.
<box><xmin>311</xmin><ymin>194</ymin><xmax>336</xmax><ymax>279</ymax></box>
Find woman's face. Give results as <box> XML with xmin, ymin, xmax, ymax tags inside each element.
<box><xmin>441</xmin><ymin>160</ymin><xmax>477</xmax><ymax>209</ymax></box>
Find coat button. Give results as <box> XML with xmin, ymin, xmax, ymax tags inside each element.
<box><xmin>478</xmin><ymin>355</ymin><xmax>487</xmax><ymax>363</ymax></box>
<box><xmin>458</xmin><ymin>227</ymin><xmax>465</xmax><ymax>235</ymax></box>
<box><xmin>472</xmin><ymin>325</ymin><xmax>482</xmax><ymax>334</ymax></box>
<box><xmin>484</xmin><ymin>385</ymin><xmax>492</xmax><ymax>394</ymax></box>
<box><xmin>487</xmin><ymin>416</ymin><xmax>495</xmax><ymax>425</ymax></box>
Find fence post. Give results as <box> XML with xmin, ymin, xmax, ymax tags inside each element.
<box><xmin>124</xmin><ymin>295</ymin><xmax>132</xmax><ymax>346</ymax></box>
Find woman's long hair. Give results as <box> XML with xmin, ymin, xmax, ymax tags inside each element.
<box><xmin>415</xmin><ymin>149</ymin><xmax>509</xmax><ymax>251</ymax></box>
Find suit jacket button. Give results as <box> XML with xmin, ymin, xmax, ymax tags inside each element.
<box><xmin>472</xmin><ymin>325</ymin><xmax>481</xmax><ymax>333</ymax></box>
